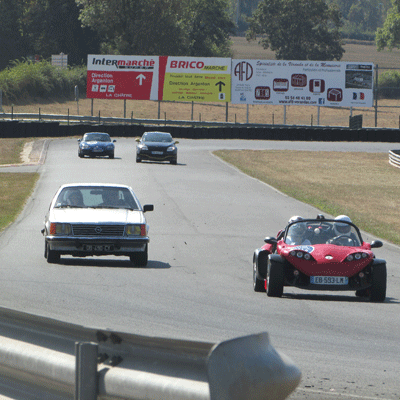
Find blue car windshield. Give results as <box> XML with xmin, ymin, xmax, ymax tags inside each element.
<box><xmin>83</xmin><ymin>134</ymin><xmax>111</xmax><ymax>142</ymax></box>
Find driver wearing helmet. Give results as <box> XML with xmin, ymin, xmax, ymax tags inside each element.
<box><xmin>333</xmin><ymin>215</ymin><xmax>352</xmax><ymax>235</ymax></box>
<box><xmin>327</xmin><ymin>215</ymin><xmax>357</xmax><ymax>245</ymax></box>
<box><xmin>286</xmin><ymin>216</ymin><xmax>311</xmax><ymax>245</ymax></box>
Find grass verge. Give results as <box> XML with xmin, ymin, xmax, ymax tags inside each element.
<box><xmin>214</xmin><ymin>149</ymin><xmax>400</xmax><ymax>245</ymax></box>
<box><xmin>0</xmin><ymin>172</ymin><xmax>39</xmax><ymax>232</ymax></box>
<box><xmin>0</xmin><ymin>139</ymin><xmax>39</xmax><ymax>232</ymax></box>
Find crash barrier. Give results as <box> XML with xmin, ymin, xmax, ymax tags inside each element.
<box><xmin>388</xmin><ymin>150</ymin><xmax>400</xmax><ymax>168</ymax></box>
<box><xmin>0</xmin><ymin>307</ymin><xmax>301</xmax><ymax>400</ymax></box>
<box><xmin>0</xmin><ymin>117</ymin><xmax>398</xmax><ymax>142</ymax></box>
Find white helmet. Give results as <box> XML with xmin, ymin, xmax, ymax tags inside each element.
<box><xmin>334</xmin><ymin>215</ymin><xmax>352</xmax><ymax>236</ymax></box>
<box><xmin>288</xmin><ymin>216</ymin><xmax>306</xmax><ymax>236</ymax></box>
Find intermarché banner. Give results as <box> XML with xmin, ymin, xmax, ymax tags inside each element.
<box><xmin>87</xmin><ymin>55</ymin><xmax>374</xmax><ymax>108</ymax></box>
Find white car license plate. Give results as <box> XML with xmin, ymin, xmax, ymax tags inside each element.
<box><xmin>83</xmin><ymin>244</ymin><xmax>114</xmax><ymax>252</ymax></box>
<box><xmin>152</xmin><ymin>151</ymin><xmax>163</xmax><ymax>155</ymax></box>
<box><xmin>310</xmin><ymin>276</ymin><xmax>348</xmax><ymax>285</ymax></box>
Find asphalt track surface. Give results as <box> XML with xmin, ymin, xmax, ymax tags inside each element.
<box><xmin>0</xmin><ymin>138</ymin><xmax>399</xmax><ymax>400</ymax></box>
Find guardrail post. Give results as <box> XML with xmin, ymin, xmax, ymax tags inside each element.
<box><xmin>75</xmin><ymin>342</ymin><xmax>98</xmax><ymax>400</ymax></box>
<box><xmin>207</xmin><ymin>333</ymin><xmax>301</xmax><ymax>400</ymax></box>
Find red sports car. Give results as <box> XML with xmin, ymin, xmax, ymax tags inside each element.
<box><xmin>253</xmin><ymin>215</ymin><xmax>386</xmax><ymax>302</ymax></box>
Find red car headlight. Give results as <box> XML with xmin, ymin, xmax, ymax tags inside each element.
<box><xmin>290</xmin><ymin>250</ymin><xmax>313</xmax><ymax>260</ymax></box>
<box><xmin>346</xmin><ymin>252</ymin><xmax>369</xmax><ymax>262</ymax></box>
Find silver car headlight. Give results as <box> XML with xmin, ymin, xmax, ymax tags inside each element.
<box><xmin>167</xmin><ymin>146</ymin><xmax>176</xmax><ymax>152</ymax></box>
<box><xmin>126</xmin><ymin>224</ymin><xmax>146</xmax><ymax>236</ymax></box>
<box><xmin>106</xmin><ymin>144</ymin><xmax>114</xmax><ymax>149</ymax></box>
<box><xmin>50</xmin><ymin>223</ymin><xmax>72</xmax><ymax>235</ymax></box>
<box><xmin>81</xmin><ymin>143</ymin><xmax>90</xmax><ymax>149</ymax></box>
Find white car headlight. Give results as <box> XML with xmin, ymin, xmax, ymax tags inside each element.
<box><xmin>126</xmin><ymin>224</ymin><xmax>146</xmax><ymax>236</ymax></box>
<box><xmin>167</xmin><ymin>146</ymin><xmax>176</xmax><ymax>152</ymax></box>
<box><xmin>50</xmin><ymin>223</ymin><xmax>72</xmax><ymax>235</ymax></box>
<box><xmin>139</xmin><ymin>145</ymin><xmax>148</xmax><ymax>151</ymax></box>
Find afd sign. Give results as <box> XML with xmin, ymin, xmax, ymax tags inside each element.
<box><xmin>231</xmin><ymin>59</ymin><xmax>374</xmax><ymax>107</ymax></box>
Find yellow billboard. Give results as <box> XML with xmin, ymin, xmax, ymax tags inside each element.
<box><xmin>161</xmin><ymin>56</ymin><xmax>231</xmax><ymax>102</ymax></box>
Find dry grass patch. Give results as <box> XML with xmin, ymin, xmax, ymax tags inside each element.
<box><xmin>0</xmin><ymin>139</ymin><xmax>26</xmax><ymax>165</ymax></box>
<box><xmin>215</xmin><ymin>150</ymin><xmax>400</xmax><ymax>244</ymax></box>
<box><xmin>0</xmin><ymin>172</ymin><xmax>39</xmax><ymax>231</ymax></box>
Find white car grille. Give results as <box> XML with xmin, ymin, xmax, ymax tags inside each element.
<box><xmin>72</xmin><ymin>225</ymin><xmax>125</xmax><ymax>236</ymax></box>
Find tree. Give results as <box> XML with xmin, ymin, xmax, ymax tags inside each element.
<box><xmin>185</xmin><ymin>0</ymin><xmax>236</xmax><ymax>57</ymax></box>
<box><xmin>246</xmin><ymin>0</ymin><xmax>344</xmax><ymax>60</ymax></box>
<box><xmin>376</xmin><ymin>0</ymin><xmax>400</xmax><ymax>50</ymax></box>
<box><xmin>76</xmin><ymin>0</ymin><xmax>236</xmax><ymax>57</ymax></box>
<box><xmin>0</xmin><ymin>0</ymin><xmax>28</xmax><ymax>70</ymax></box>
<box><xmin>20</xmin><ymin>0</ymin><xmax>100</xmax><ymax>65</ymax></box>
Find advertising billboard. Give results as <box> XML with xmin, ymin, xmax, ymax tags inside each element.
<box><xmin>160</xmin><ymin>56</ymin><xmax>231</xmax><ymax>102</ymax></box>
<box><xmin>231</xmin><ymin>59</ymin><xmax>374</xmax><ymax>107</ymax></box>
<box><xmin>86</xmin><ymin>55</ymin><xmax>161</xmax><ymax>100</ymax></box>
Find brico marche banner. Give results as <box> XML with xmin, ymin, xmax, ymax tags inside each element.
<box><xmin>231</xmin><ymin>59</ymin><xmax>374</xmax><ymax>107</ymax></box>
<box><xmin>87</xmin><ymin>55</ymin><xmax>231</xmax><ymax>102</ymax></box>
<box><xmin>161</xmin><ymin>56</ymin><xmax>231</xmax><ymax>102</ymax></box>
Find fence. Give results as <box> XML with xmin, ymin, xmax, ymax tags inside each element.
<box><xmin>1</xmin><ymin>65</ymin><xmax>400</xmax><ymax>129</ymax></box>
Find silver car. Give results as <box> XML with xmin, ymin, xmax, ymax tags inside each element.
<box><xmin>42</xmin><ymin>183</ymin><xmax>154</xmax><ymax>266</ymax></box>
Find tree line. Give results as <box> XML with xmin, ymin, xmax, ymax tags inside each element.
<box><xmin>1</xmin><ymin>0</ymin><xmax>400</xmax><ymax>73</ymax></box>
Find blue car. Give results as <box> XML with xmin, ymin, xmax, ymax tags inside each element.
<box><xmin>78</xmin><ymin>132</ymin><xmax>116</xmax><ymax>159</ymax></box>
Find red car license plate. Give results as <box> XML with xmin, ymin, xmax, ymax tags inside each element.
<box><xmin>311</xmin><ymin>276</ymin><xmax>348</xmax><ymax>285</ymax></box>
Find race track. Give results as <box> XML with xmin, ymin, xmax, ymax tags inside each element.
<box><xmin>0</xmin><ymin>138</ymin><xmax>399</xmax><ymax>399</ymax></box>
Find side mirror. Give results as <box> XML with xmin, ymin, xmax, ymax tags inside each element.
<box><xmin>370</xmin><ymin>240</ymin><xmax>383</xmax><ymax>248</ymax></box>
<box><xmin>143</xmin><ymin>204</ymin><xmax>154</xmax><ymax>213</ymax></box>
<box><xmin>264</xmin><ymin>236</ymin><xmax>277</xmax><ymax>245</ymax></box>
<box><xmin>113</xmin><ymin>139</ymin><xmax>116</xmax><ymax>142</ymax></box>
<box><xmin>135</xmin><ymin>138</ymin><xmax>141</xmax><ymax>142</ymax></box>
<box><xmin>77</xmin><ymin>139</ymin><xmax>81</xmax><ymax>142</ymax></box>
<box><xmin>175</xmin><ymin>141</ymin><xmax>179</xmax><ymax>144</ymax></box>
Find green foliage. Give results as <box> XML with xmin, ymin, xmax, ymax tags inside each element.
<box><xmin>76</xmin><ymin>0</ymin><xmax>235</xmax><ymax>57</ymax></box>
<box><xmin>0</xmin><ymin>60</ymin><xmax>87</xmax><ymax>104</ymax></box>
<box><xmin>376</xmin><ymin>1</ymin><xmax>400</xmax><ymax>50</ymax></box>
<box><xmin>0</xmin><ymin>0</ymin><xmax>28</xmax><ymax>70</ymax></box>
<box><xmin>377</xmin><ymin>70</ymin><xmax>400</xmax><ymax>98</ymax></box>
<box><xmin>246</xmin><ymin>0</ymin><xmax>344</xmax><ymax>60</ymax></box>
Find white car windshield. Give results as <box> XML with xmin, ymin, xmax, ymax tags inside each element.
<box><xmin>55</xmin><ymin>187</ymin><xmax>139</xmax><ymax>210</ymax></box>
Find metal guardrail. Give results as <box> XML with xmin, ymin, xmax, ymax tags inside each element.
<box><xmin>0</xmin><ymin>307</ymin><xmax>301</xmax><ymax>400</ymax></box>
<box><xmin>389</xmin><ymin>150</ymin><xmax>400</xmax><ymax>168</ymax></box>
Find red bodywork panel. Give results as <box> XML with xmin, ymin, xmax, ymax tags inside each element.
<box><xmin>276</xmin><ymin>240</ymin><xmax>374</xmax><ymax>277</ymax></box>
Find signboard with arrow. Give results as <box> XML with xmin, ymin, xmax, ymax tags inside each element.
<box><xmin>160</xmin><ymin>56</ymin><xmax>231</xmax><ymax>102</ymax></box>
<box><xmin>86</xmin><ymin>55</ymin><xmax>160</xmax><ymax>100</ymax></box>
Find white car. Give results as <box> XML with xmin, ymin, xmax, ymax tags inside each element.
<box><xmin>42</xmin><ymin>183</ymin><xmax>153</xmax><ymax>266</ymax></box>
